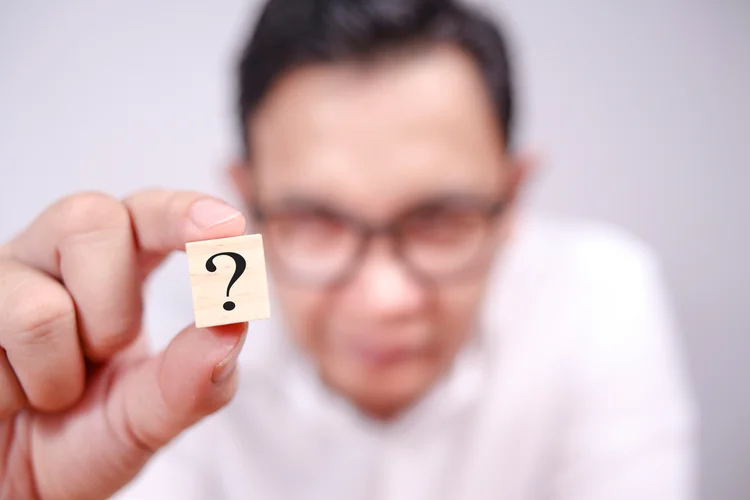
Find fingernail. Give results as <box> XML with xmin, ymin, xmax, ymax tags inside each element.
<box><xmin>211</xmin><ymin>328</ymin><xmax>247</xmax><ymax>384</ymax></box>
<box><xmin>190</xmin><ymin>199</ymin><xmax>242</xmax><ymax>230</ymax></box>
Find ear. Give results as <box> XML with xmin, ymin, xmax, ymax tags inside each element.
<box><xmin>496</xmin><ymin>148</ymin><xmax>541</xmax><ymax>242</ymax></box>
<box><xmin>226</xmin><ymin>159</ymin><xmax>253</xmax><ymax>202</ymax></box>
<box><xmin>505</xmin><ymin>148</ymin><xmax>541</xmax><ymax>206</ymax></box>
<box><xmin>225</xmin><ymin>159</ymin><xmax>261</xmax><ymax>232</ymax></box>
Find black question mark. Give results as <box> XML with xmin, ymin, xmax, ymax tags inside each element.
<box><xmin>205</xmin><ymin>252</ymin><xmax>247</xmax><ymax>311</ymax></box>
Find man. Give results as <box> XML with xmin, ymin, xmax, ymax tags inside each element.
<box><xmin>0</xmin><ymin>0</ymin><xmax>695</xmax><ymax>499</ymax></box>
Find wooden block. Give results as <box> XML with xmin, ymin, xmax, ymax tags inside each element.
<box><xmin>186</xmin><ymin>234</ymin><xmax>271</xmax><ymax>328</ymax></box>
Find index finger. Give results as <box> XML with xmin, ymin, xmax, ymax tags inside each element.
<box><xmin>123</xmin><ymin>190</ymin><xmax>247</xmax><ymax>278</ymax></box>
<box><xmin>7</xmin><ymin>190</ymin><xmax>246</xmax><ymax>279</ymax></box>
<box><xmin>6</xmin><ymin>190</ymin><xmax>246</xmax><ymax>360</ymax></box>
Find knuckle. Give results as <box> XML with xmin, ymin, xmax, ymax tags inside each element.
<box><xmin>166</xmin><ymin>190</ymin><xmax>197</xmax><ymax>220</ymax></box>
<box><xmin>58</xmin><ymin>191</ymin><xmax>130</xmax><ymax>235</ymax></box>
<box><xmin>6</xmin><ymin>281</ymin><xmax>75</xmax><ymax>345</ymax></box>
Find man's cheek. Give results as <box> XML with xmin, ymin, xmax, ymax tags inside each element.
<box><xmin>279</xmin><ymin>285</ymin><xmax>326</xmax><ymax>323</ymax></box>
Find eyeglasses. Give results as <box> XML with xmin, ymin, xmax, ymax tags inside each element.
<box><xmin>250</xmin><ymin>197</ymin><xmax>506</xmax><ymax>287</ymax></box>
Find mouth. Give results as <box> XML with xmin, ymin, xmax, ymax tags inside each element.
<box><xmin>347</xmin><ymin>339</ymin><xmax>426</xmax><ymax>367</ymax></box>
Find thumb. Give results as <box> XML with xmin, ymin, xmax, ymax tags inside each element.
<box><xmin>116</xmin><ymin>322</ymin><xmax>247</xmax><ymax>455</ymax></box>
<box><xmin>29</xmin><ymin>323</ymin><xmax>247</xmax><ymax>500</ymax></box>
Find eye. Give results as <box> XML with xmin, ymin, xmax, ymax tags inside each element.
<box><xmin>266</xmin><ymin>211</ymin><xmax>350</xmax><ymax>245</ymax></box>
<box><xmin>262</xmin><ymin>208</ymin><xmax>361</xmax><ymax>281</ymax></box>
<box><xmin>402</xmin><ymin>206</ymin><xmax>485</xmax><ymax>245</ymax></box>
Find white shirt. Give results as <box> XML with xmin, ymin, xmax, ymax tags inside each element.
<box><xmin>113</xmin><ymin>214</ymin><xmax>697</xmax><ymax>500</ymax></box>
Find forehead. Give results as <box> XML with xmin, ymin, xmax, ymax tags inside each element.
<box><xmin>248</xmin><ymin>44</ymin><xmax>507</xmax><ymax>215</ymax></box>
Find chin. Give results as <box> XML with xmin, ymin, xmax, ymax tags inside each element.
<box><xmin>326</xmin><ymin>358</ymin><xmax>442</xmax><ymax>419</ymax></box>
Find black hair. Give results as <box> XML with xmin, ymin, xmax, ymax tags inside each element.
<box><xmin>237</xmin><ymin>0</ymin><xmax>515</xmax><ymax>155</ymax></box>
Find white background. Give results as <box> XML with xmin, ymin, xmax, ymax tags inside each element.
<box><xmin>1</xmin><ymin>1</ymin><xmax>748</xmax><ymax>498</ymax></box>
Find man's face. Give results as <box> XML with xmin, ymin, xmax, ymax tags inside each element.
<box><xmin>234</xmin><ymin>45</ymin><xmax>524</xmax><ymax>418</ymax></box>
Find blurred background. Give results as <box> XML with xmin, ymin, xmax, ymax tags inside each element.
<box><xmin>0</xmin><ymin>1</ymin><xmax>747</xmax><ymax>498</ymax></box>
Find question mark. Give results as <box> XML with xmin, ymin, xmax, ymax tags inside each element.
<box><xmin>205</xmin><ymin>252</ymin><xmax>247</xmax><ymax>311</ymax></box>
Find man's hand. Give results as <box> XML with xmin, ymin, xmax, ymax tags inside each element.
<box><xmin>0</xmin><ymin>190</ymin><xmax>248</xmax><ymax>500</ymax></box>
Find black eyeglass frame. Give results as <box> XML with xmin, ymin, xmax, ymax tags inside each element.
<box><xmin>249</xmin><ymin>196</ymin><xmax>507</xmax><ymax>287</ymax></box>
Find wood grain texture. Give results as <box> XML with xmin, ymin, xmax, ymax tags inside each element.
<box><xmin>186</xmin><ymin>234</ymin><xmax>271</xmax><ymax>328</ymax></box>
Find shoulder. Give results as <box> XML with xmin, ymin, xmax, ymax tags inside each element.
<box><xmin>488</xmin><ymin>213</ymin><xmax>667</xmax><ymax>324</ymax></box>
<box><xmin>491</xmin><ymin>212</ymin><xmax>681</xmax><ymax>367</ymax></box>
<box><xmin>498</xmin><ymin>212</ymin><xmax>669</xmax><ymax>324</ymax></box>
<box><xmin>505</xmin><ymin>212</ymin><xmax>691</xmax><ymax>392</ymax></box>
<box><xmin>511</xmin><ymin>212</ymin><xmax>661</xmax><ymax>284</ymax></box>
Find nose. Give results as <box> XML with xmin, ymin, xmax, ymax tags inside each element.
<box><xmin>346</xmin><ymin>238</ymin><xmax>428</xmax><ymax>318</ymax></box>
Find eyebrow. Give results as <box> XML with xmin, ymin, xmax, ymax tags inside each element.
<box><xmin>258</xmin><ymin>191</ymin><xmax>501</xmax><ymax>214</ymax></box>
<box><xmin>258</xmin><ymin>195</ymin><xmax>338</xmax><ymax>212</ymax></box>
<box><xmin>405</xmin><ymin>192</ymin><xmax>501</xmax><ymax>207</ymax></box>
